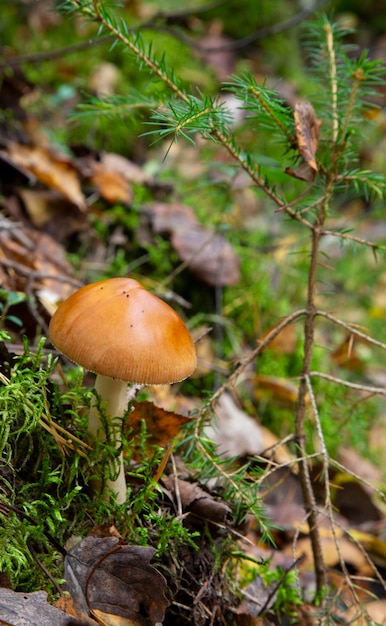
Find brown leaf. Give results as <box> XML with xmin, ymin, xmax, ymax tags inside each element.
<box><xmin>90</xmin><ymin>161</ymin><xmax>133</xmax><ymax>205</ymax></box>
<box><xmin>172</xmin><ymin>224</ymin><xmax>240</xmax><ymax>286</ymax></box>
<box><xmin>0</xmin><ymin>217</ymin><xmax>76</xmax><ymax>302</ymax></box>
<box><xmin>331</xmin><ymin>472</ymin><xmax>383</xmax><ymax>524</ymax></box>
<box><xmin>161</xmin><ymin>476</ymin><xmax>233</xmax><ymax>525</ymax></box>
<box><xmin>331</xmin><ymin>334</ymin><xmax>370</xmax><ymax>373</ymax></box>
<box><xmin>5</xmin><ymin>142</ymin><xmax>87</xmax><ymax>210</ymax></box>
<box><xmin>252</xmin><ymin>374</ymin><xmax>303</xmax><ymax>407</ymax></box>
<box><xmin>258</xmin><ymin>322</ymin><xmax>297</xmax><ymax>354</ymax></box>
<box><xmin>127</xmin><ymin>400</ymin><xmax>193</xmax><ymax>448</ymax></box>
<box><xmin>289</xmin><ymin>532</ymin><xmax>370</xmax><ymax>572</ymax></box>
<box><xmin>19</xmin><ymin>188</ymin><xmax>87</xmax><ymax>237</ymax></box>
<box><xmin>65</xmin><ymin>537</ymin><xmax>169</xmax><ymax>626</ymax></box>
<box><xmin>55</xmin><ymin>594</ymin><xmax>97</xmax><ymax>624</ymax></box>
<box><xmin>286</xmin><ymin>101</ymin><xmax>321</xmax><ymax>182</ymax></box>
<box><xmin>148</xmin><ymin>201</ymin><xmax>197</xmax><ymax>234</ymax></box>
<box><xmin>102</xmin><ymin>153</ymin><xmax>154</xmax><ymax>187</ymax></box>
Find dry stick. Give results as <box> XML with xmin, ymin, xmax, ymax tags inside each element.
<box><xmin>209</xmin><ymin>308</ymin><xmax>307</xmax><ymax>406</ymax></box>
<box><xmin>294</xmin><ymin>225</ymin><xmax>327</xmax><ymax>597</ymax></box>
<box><xmin>304</xmin><ymin>375</ymin><xmax>365</xmax><ymax>613</ymax></box>
<box><xmin>309</xmin><ymin>371</ymin><xmax>386</xmax><ymax>396</ymax></box>
<box><xmin>322</xmin><ymin>228</ymin><xmax>384</xmax><ymax>251</ymax></box>
<box><xmin>315</xmin><ymin>309</ymin><xmax>386</xmax><ymax>352</ymax></box>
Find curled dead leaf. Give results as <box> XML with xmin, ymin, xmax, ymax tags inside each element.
<box><xmin>286</xmin><ymin>101</ymin><xmax>322</xmax><ymax>182</ymax></box>
<box><xmin>5</xmin><ymin>142</ymin><xmax>87</xmax><ymax>210</ymax></box>
<box><xmin>161</xmin><ymin>476</ymin><xmax>233</xmax><ymax>525</ymax></box>
<box><xmin>65</xmin><ymin>537</ymin><xmax>169</xmax><ymax>626</ymax></box>
<box><xmin>126</xmin><ymin>400</ymin><xmax>193</xmax><ymax>451</ymax></box>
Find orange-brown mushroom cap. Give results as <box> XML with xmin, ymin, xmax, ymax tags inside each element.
<box><xmin>48</xmin><ymin>278</ymin><xmax>197</xmax><ymax>384</ymax></box>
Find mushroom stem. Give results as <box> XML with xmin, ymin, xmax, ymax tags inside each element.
<box><xmin>88</xmin><ymin>374</ymin><xmax>129</xmax><ymax>504</ymax></box>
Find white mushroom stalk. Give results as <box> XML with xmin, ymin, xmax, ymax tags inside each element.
<box><xmin>88</xmin><ymin>375</ymin><xmax>130</xmax><ymax>504</ymax></box>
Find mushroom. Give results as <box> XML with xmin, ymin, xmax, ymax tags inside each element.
<box><xmin>48</xmin><ymin>277</ymin><xmax>197</xmax><ymax>503</ymax></box>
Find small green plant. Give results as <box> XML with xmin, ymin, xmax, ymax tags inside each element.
<box><xmin>0</xmin><ymin>290</ymin><xmax>28</xmax><ymax>329</ymax></box>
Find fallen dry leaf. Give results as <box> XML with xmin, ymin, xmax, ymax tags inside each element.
<box><xmin>331</xmin><ymin>334</ymin><xmax>371</xmax><ymax>373</ymax></box>
<box><xmin>161</xmin><ymin>475</ymin><xmax>233</xmax><ymax>525</ymax></box>
<box><xmin>331</xmin><ymin>471</ymin><xmax>383</xmax><ymax>524</ymax></box>
<box><xmin>337</xmin><ymin>447</ymin><xmax>382</xmax><ymax>488</ymax></box>
<box><xmin>252</xmin><ymin>374</ymin><xmax>303</xmax><ymax>407</ymax></box>
<box><xmin>19</xmin><ymin>188</ymin><xmax>87</xmax><ymax>237</ymax></box>
<box><xmin>145</xmin><ymin>201</ymin><xmax>240</xmax><ymax>285</ymax></box>
<box><xmin>5</xmin><ymin>142</ymin><xmax>87</xmax><ymax>210</ymax></box>
<box><xmin>205</xmin><ymin>392</ymin><xmax>292</xmax><ymax>464</ymax></box>
<box><xmin>102</xmin><ymin>153</ymin><xmax>154</xmax><ymax>186</ymax></box>
<box><xmin>127</xmin><ymin>400</ymin><xmax>193</xmax><ymax>449</ymax></box>
<box><xmin>0</xmin><ymin>217</ymin><xmax>77</xmax><ymax>302</ymax></box>
<box><xmin>172</xmin><ymin>224</ymin><xmax>240</xmax><ymax>286</ymax></box>
<box><xmin>351</xmin><ymin>599</ymin><xmax>386</xmax><ymax>624</ymax></box>
<box><xmin>289</xmin><ymin>532</ymin><xmax>371</xmax><ymax>573</ymax></box>
<box><xmin>89</xmin><ymin>161</ymin><xmax>133</xmax><ymax>205</ymax></box>
<box><xmin>148</xmin><ymin>201</ymin><xmax>196</xmax><ymax>234</ymax></box>
<box><xmin>65</xmin><ymin>536</ymin><xmax>169</xmax><ymax>626</ymax></box>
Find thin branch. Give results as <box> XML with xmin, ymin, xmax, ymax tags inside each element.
<box><xmin>208</xmin><ymin>309</ymin><xmax>307</xmax><ymax>405</ymax></box>
<box><xmin>315</xmin><ymin>310</ymin><xmax>386</xmax><ymax>352</ymax></box>
<box><xmin>321</xmin><ymin>228</ymin><xmax>384</xmax><ymax>251</ymax></box>
<box><xmin>294</xmin><ymin>211</ymin><xmax>328</xmax><ymax>596</ymax></box>
<box><xmin>212</xmin><ymin>128</ymin><xmax>315</xmax><ymax>231</ymax></box>
<box><xmin>0</xmin><ymin>36</ymin><xmax>113</xmax><ymax>69</ymax></box>
<box><xmin>309</xmin><ymin>371</ymin><xmax>386</xmax><ymax>396</ymax></box>
<box><xmin>331</xmin><ymin>459</ymin><xmax>386</xmax><ymax>506</ymax></box>
<box><xmin>304</xmin><ymin>375</ymin><xmax>362</xmax><ymax>606</ymax></box>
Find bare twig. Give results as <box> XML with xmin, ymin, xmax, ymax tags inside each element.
<box><xmin>309</xmin><ymin>371</ymin><xmax>386</xmax><ymax>396</ymax></box>
<box><xmin>0</xmin><ymin>36</ymin><xmax>113</xmax><ymax>69</ymax></box>
<box><xmin>315</xmin><ymin>310</ymin><xmax>386</xmax><ymax>352</ymax></box>
<box><xmin>294</xmin><ymin>224</ymin><xmax>327</xmax><ymax>596</ymax></box>
<box><xmin>209</xmin><ymin>309</ymin><xmax>307</xmax><ymax>405</ymax></box>
<box><xmin>321</xmin><ymin>228</ymin><xmax>384</xmax><ymax>251</ymax></box>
